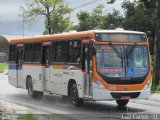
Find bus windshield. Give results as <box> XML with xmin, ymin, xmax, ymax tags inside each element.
<box><xmin>96</xmin><ymin>45</ymin><xmax>149</xmax><ymax>78</ymax></box>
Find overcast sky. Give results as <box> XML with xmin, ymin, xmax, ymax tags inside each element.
<box><xmin>0</xmin><ymin>0</ymin><xmax>123</xmax><ymax>36</ymax></box>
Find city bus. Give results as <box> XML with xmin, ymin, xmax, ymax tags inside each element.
<box><xmin>8</xmin><ymin>29</ymin><xmax>152</xmax><ymax>107</ymax></box>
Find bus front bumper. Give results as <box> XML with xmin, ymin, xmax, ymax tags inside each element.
<box><xmin>92</xmin><ymin>83</ymin><xmax>150</xmax><ymax>101</ymax></box>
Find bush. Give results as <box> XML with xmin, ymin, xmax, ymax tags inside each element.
<box><xmin>156</xmin><ymin>83</ymin><xmax>160</xmax><ymax>91</ymax></box>
<box><xmin>18</xmin><ymin>112</ymin><xmax>37</xmax><ymax>120</ymax></box>
<box><xmin>151</xmin><ymin>84</ymin><xmax>156</xmax><ymax>91</ymax></box>
<box><xmin>0</xmin><ymin>63</ymin><xmax>8</xmax><ymax>71</ymax></box>
<box><xmin>0</xmin><ymin>101</ymin><xmax>4</xmax><ymax>112</ymax></box>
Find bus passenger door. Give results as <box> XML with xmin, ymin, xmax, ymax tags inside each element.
<box><xmin>83</xmin><ymin>45</ymin><xmax>93</xmax><ymax>98</ymax></box>
<box><xmin>42</xmin><ymin>44</ymin><xmax>51</xmax><ymax>92</ymax></box>
<box><xmin>17</xmin><ymin>46</ymin><xmax>23</xmax><ymax>88</ymax></box>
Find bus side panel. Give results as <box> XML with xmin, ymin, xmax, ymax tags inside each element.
<box><xmin>62</xmin><ymin>69</ymin><xmax>84</xmax><ymax>98</ymax></box>
<box><xmin>50</xmin><ymin>69</ymin><xmax>66</xmax><ymax>95</ymax></box>
<box><xmin>8</xmin><ymin>64</ymin><xmax>18</xmax><ymax>88</ymax></box>
<box><xmin>50</xmin><ymin>65</ymin><xmax>84</xmax><ymax>98</ymax></box>
<box><xmin>22</xmin><ymin>65</ymin><xmax>44</xmax><ymax>91</ymax></box>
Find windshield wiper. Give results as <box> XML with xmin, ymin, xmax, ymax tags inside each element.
<box><xmin>126</xmin><ymin>43</ymin><xmax>137</xmax><ymax>66</ymax></box>
<box><xmin>108</xmin><ymin>43</ymin><xmax>123</xmax><ymax>67</ymax></box>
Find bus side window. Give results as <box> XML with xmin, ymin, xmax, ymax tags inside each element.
<box><xmin>54</xmin><ymin>41</ymin><xmax>66</xmax><ymax>63</ymax></box>
<box><xmin>33</xmin><ymin>43</ymin><xmax>41</xmax><ymax>63</ymax></box>
<box><xmin>24</xmin><ymin>43</ymin><xmax>34</xmax><ymax>63</ymax></box>
<box><xmin>9</xmin><ymin>45</ymin><xmax>16</xmax><ymax>63</ymax></box>
<box><xmin>67</xmin><ymin>40</ymin><xmax>81</xmax><ymax>63</ymax></box>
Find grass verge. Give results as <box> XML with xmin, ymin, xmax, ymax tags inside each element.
<box><xmin>0</xmin><ymin>63</ymin><xmax>8</xmax><ymax>72</ymax></box>
<box><xmin>18</xmin><ymin>112</ymin><xmax>37</xmax><ymax>120</ymax></box>
<box><xmin>0</xmin><ymin>101</ymin><xmax>4</xmax><ymax>112</ymax></box>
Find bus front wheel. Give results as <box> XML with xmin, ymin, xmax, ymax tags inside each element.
<box><xmin>116</xmin><ymin>100</ymin><xmax>129</xmax><ymax>107</ymax></box>
<box><xmin>70</xmin><ymin>84</ymin><xmax>83</xmax><ymax>107</ymax></box>
<box><xmin>27</xmin><ymin>77</ymin><xmax>43</xmax><ymax>98</ymax></box>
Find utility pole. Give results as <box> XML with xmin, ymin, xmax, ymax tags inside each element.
<box><xmin>20</xmin><ymin>6</ymin><xmax>25</xmax><ymax>37</ymax></box>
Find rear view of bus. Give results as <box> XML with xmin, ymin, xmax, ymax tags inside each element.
<box><xmin>93</xmin><ymin>29</ymin><xmax>151</xmax><ymax>107</ymax></box>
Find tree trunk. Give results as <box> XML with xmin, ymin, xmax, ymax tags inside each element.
<box><xmin>46</xmin><ymin>7</ymin><xmax>52</xmax><ymax>34</ymax></box>
<box><xmin>153</xmin><ymin>0</ymin><xmax>160</xmax><ymax>87</ymax></box>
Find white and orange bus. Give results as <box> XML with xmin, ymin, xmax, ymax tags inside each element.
<box><xmin>8</xmin><ymin>29</ymin><xmax>152</xmax><ymax>107</ymax></box>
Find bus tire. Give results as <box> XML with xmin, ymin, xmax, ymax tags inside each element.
<box><xmin>116</xmin><ymin>100</ymin><xmax>129</xmax><ymax>107</ymax></box>
<box><xmin>27</xmin><ymin>77</ymin><xmax>43</xmax><ymax>98</ymax></box>
<box><xmin>70</xmin><ymin>84</ymin><xmax>83</xmax><ymax>107</ymax></box>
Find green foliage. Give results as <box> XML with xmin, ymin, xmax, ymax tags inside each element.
<box><xmin>156</xmin><ymin>83</ymin><xmax>160</xmax><ymax>91</ymax></box>
<box><xmin>0</xmin><ymin>63</ymin><xmax>8</xmax><ymax>72</ymax></box>
<box><xmin>77</xmin><ymin>4</ymin><xmax>104</xmax><ymax>31</ymax></box>
<box><xmin>22</xmin><ymin>0</ymin><xmax>73</xmax><ymax>34</ymax></box>
<box><xmin>151</xmin><ymin>84</ymin><xmax>156</xmax><ymax>91</ymax></box>
<box><xmin>77</xmin><ymin>4</ymin><xmax>123</xmax><ymax>31</ymax></box>
<box><xmin>142</xmin><ymin>0</ymin><xmax>156</xmax><ymax>9</ymax></box>
<box><xmin>122</xmin><ymin>0</ymin><xmax>156</xmax><ymax>32</ymax></box>
<box><xmin>21</xmin><ymin>112</ymin><xmax>37</xmax><ymax>120</ymax></box>
<box><xmin>101</xmin><ymin>10</ymin><xmax>123</xmax><ymax>29</ymax></box>
<box><xmin>0</xmin><ymin>101</ymin><xmax>4</xmax><ymax>112</ymax></box>
<box><xmin>76</xmin><ymin>0</ymin><xmax>156</xmax><ymax>35</ymax></box>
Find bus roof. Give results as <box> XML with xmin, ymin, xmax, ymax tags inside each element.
<box><xmin>10</xmin><ymin>30</ymin><xmax>145</xmax><ymax>44</ymax></box>
<box><xmin>91</xmin><ymin>30</ymin><xmax>145</xmax><ymax>34</ymax></box>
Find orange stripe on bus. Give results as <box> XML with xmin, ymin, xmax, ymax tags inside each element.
<box><xmin>10</xmin><ymin>32</ymin><xmax>94</xmax><ymax>44</ymax></box>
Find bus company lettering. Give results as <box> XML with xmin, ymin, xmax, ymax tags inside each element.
<box><xmin>53</xmin><ymin>73</ymin><xmax>62</xmax><ymax>78</ymax></box>
<box><xmin>100</xmin><ymin>68</ymin><xmax>123</xmax><ymax>73</ymax></box>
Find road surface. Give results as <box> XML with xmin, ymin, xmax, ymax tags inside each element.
<box><xmin>0</xmin><ymin>74</ymin><xmax>160</xmax><ymax>120</ymax></box>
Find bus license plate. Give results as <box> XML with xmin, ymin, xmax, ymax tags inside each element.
<box><xmin>120</xmin><ymin>96</ymin><xmax>130</xmax><ymax>100</ymax></box>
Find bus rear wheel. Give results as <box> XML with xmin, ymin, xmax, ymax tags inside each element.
<box><xmin>70</xmin><ymin>84</ymin><xmax>83</xmax><ymax>107</ymax></box>
<box><xmin>27</xmin><ymin>77</ymin><xmax>43</xmax><ymax>98</ymax></box>
<box><xmin>116</xmin><ymin>100</ymin><xmax>129</xmax><ymax>107</ymax></box>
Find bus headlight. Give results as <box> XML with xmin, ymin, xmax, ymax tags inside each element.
<box><xmin>96</xmin><ymin>80</ymin><xmax>106</xmax><ymax>89</ymax></box>
<box><xmin>143</xmin><ymin>80</ymin><xmax>151</xmax><ymax>90</ymax></box>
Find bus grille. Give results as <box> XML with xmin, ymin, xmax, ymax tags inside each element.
<box><xmin>110</xmin><ymin>92</ymin><xmax>140</xmax><ymax>99</ymax></box>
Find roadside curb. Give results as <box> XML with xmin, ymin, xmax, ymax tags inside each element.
<box><xmin>0</xmin><ymin>98</ymin><xmax>50</xmax><ymax>120</ymax></box>
<box><xmin>0</xmin><ymin>98</ymin><xmax>51</xmax><ymax>115</ymax></box>
<box><xmin>150</xmin><ymin>93</ymin><xmax>160</xmax><ymax>102</ymax></box>
<box><xmin>0</xmin><ymin>71</ymin><xmax>8</xmax><ymax>76</ymax></box>
<box><xmin>0</xmin><ymin>98</ymin><xmax>72</xmax><ymax>120</ymax></box>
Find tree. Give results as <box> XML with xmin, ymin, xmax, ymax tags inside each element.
<box><xmin>101</xmin><ymin>10</ymin><xmax>123</xmax><ymax>29</ymax></box>
<box><xmin>107</xmin><ymin>0</ymin><xmax>160</xmax><ymax>87</ymax></box>
<box><xmin>76</xmin><ymin>11</ymin><xmax>91</xmax><ymax>31</ymax></box>
<box><xmin>137</xmin><ymin>0</ymin><xmax>160</xmax><ymax>87</ymax></box>
<box><xmin>76</xmin><ymin>5</ymin><xmax>104</xmax><ymax>31</ymax></box>
<box><xmin>121</xmin><ymin>0</ymin><xmax>155</xmax><ymax>54</ymax></box>
<box><xmin>152</xmin><ymin>0</ymin><xmax>160</xmax><ymax>87</ymax></box>
<box><xmin>23</xmin><ymin>0</ymin><xmax>72</xmax><ymax>34</ymax></box>
<box><xmin>122</xmin><ymin>0</ymin><xmax>155</xmax><ymax>32</ymax></box>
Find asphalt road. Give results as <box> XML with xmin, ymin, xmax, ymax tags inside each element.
<box><xmin>0</xmin><ymin>74</ymin><xmax>160</xmax><ymax>120</ymax></box>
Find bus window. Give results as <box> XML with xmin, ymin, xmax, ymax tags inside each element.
<box><xmin>9</xmin><ymin>45</ymin><xmax>16</xmax><ymax>62</ymax></box>
<box><xmin>24</xmin><ymin>43</ymin><xmax>34</xmax><ymax>63</ymax></box>
<box><xmin>54</xmin><ymin>41</ymin><xmax>66</xmax><ymax>63</ymax></box>
<box><xmin>33</xmin><ymin>43</ymin><xmax>41</xmax><ymax>63</ymax></box>
<box><xmin>67</xmin><ymin>41</ymin><xmax>81</xmax><ymax>63</ymax></box>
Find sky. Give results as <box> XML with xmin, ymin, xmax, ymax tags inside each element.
<box><xmin>0</xmin><ymin>0</ymin><xmax>124</xmax><ymax>36</ymax></box>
